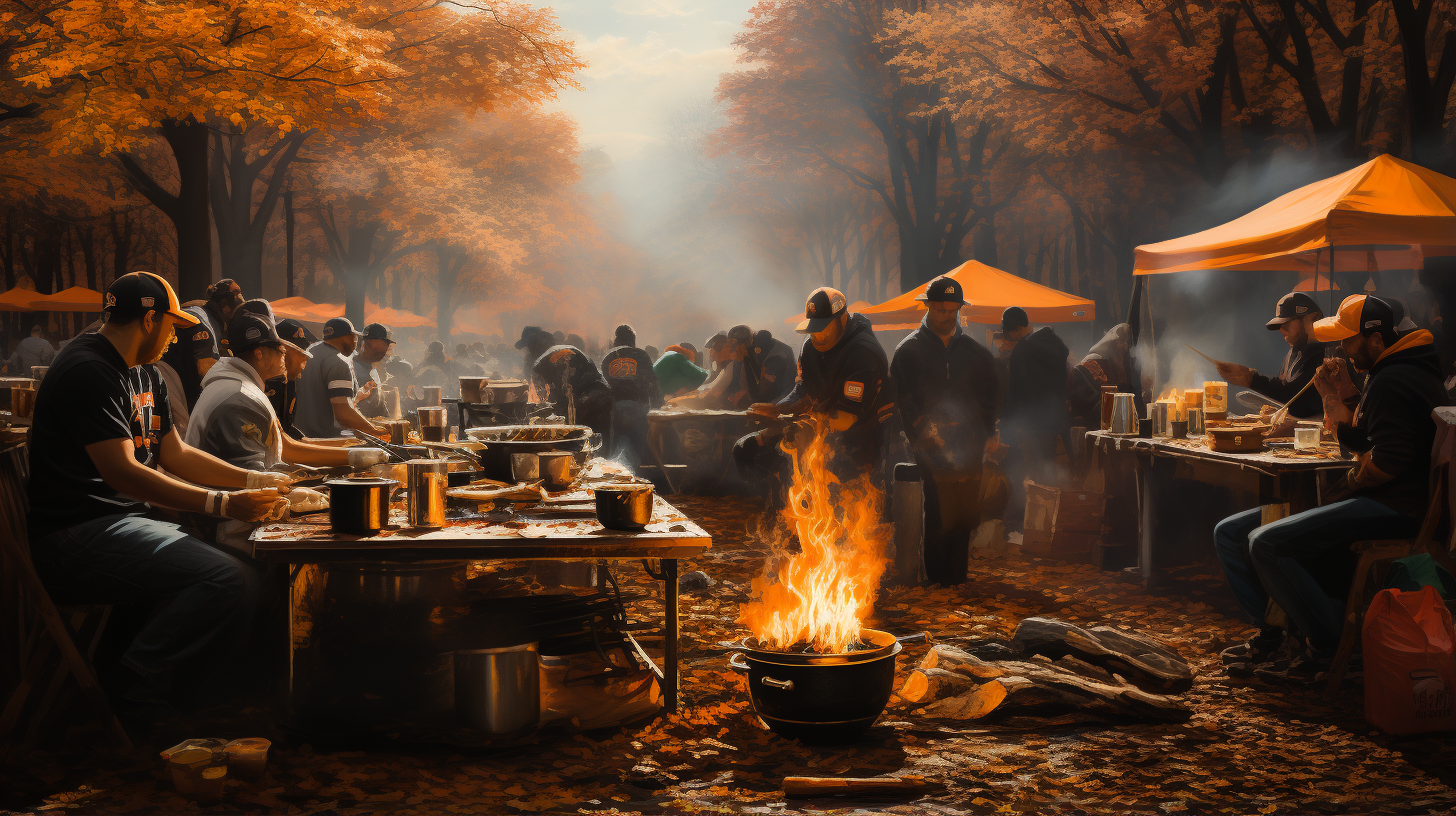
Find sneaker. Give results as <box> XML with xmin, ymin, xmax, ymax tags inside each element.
<box><xmin>1220</xmin><ymin>633</ymin><xmax>1284</xmax><ymax>666</ymax></box>
<box><xmin>1254</xmin><ymin>653</ymin><xmax>1330</xmax><ymax>685</ymax></box>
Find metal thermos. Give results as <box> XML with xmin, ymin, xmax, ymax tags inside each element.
<box><xmin>418</xmin><ymin>406</ymin><xmax>446</xmax><ymax>442</ymax></box>
<box><xmin>453</xmin><ymin>643</ymin><xmax>539</xmax><ymax>733</ymax></box>
<box><xmin>1108</xmin><ymin>393</ymin><xmax>1138</xmax><ymax>435</ymax></box>
<box><xmin>891</xmin><ymin>463</ymin><xmax>925</xmax><ymax>585</ymax></box>
<box><xmin>1150</xmin><ymin>402</ymin><xmax>1171</xmax><ymax>439</ymax></box>
<box><xmin>405</xmin><ymin>459</ymin><xmax>448</xmax><ymax>528</ymax></box>
<box><xmin>1187</xmin><ymin>407</ymin><xmax>1205</xmax><ymax>435</ymax></box>
<box><xmin>383</xmin><ymin>387</ymin><xmax>402</xmax><ymax>420</ymax></box>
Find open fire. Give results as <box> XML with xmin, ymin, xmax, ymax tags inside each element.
<box><xmin>737</xmin><ymin>420</ymin><xmax>890</xmax><ymax>654</ymax></box>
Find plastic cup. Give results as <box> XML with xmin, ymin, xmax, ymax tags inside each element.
<box><xmin>225</xmin><ymin>738</ymin><xmax>271</xmax><ymax>780</ymax></box>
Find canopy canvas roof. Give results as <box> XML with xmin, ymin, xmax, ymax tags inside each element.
<box><xmin>271</xmin><ymin>296</ymin><xmax>434</xmax><ymax>329</ymax></box>
<box><xmin>1134</xmin><ymin>155</ymin><xmax>1456</xmax><ymax>276</ymax></box>
<box><xmin>860</xmin><ymin>260</ymin><xmax>1095</xmax><ymax>331</ymax></box>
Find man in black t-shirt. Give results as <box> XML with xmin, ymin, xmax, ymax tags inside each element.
<box><xmin>27</xmin><ymin>271</ymin><xmax>286</xmax><ymax>708</ymax></box>
<box><xmin>600</xmin><ymin>324</ymin><xmax>659</xmax><ymax>465</ymax></box>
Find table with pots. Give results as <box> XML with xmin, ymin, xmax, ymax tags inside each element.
<box><xmin>249</xmin><ymin>424</ymin><xmax>711</xmax><ymax>737</ymax></box>
<box><xmin>644</xmin><ymin>408</ymin><xmax>756</xmax><ymax>493</ymax></box>
<box><xmin>1088</xmin><ymin>384</ymin><xmax>1355</xmax><ymax>588</ymax></box>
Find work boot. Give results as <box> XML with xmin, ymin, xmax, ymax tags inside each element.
<box><xmin>1220</xmin><ymin>631</ymin><xmax>1284</xmax><ymax>666</ymax></box>
<box><xmin>1254</xmin><ymin>652</ymin><xmax>1331</xmax><ymax>685</ymax></box>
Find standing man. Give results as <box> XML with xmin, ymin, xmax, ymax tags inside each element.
<box><xmin>601</xmin><ymin>324</ymin><xmax>660</xmax><ymax>464</ymax></box>
<box><xmin>1214</xmin><ymin>295</ymin><xmax>1448</xmax><ymax>681</ymax></box>
<box><xmin>294</xmin><ymin>317</ymin><xmax>384</xmax><ymax>439</ymax></box>
<box><xmin>352</xmin><ymin>323</ymin><xmax>394</xmax><ymax>418</ymax></box>
<box><xmin>1215</xmin><ymin>292</ymin><xmax>1328</xmax><ymax>418</ymax></box>
<box><xmin>25</xmin><ymin>272</ymin><xmax>284</xmax><ymax>708</ymax></box>
<box><xmin>746</xmin><ymin>329</ymin><xmax>796</xmax><ymax>405</ymax></box>
<box><xmin>1002</xmin><ymin>306</ymin><xmax>1071</xmax><ymax>486</ymax></box>
<box><xmin>10</xmin><ymin>324</ymin><xmax>56</xmax><ymax>373</ymax></box>
<box><xmin>891</xmin><ymin>276</ymin><xmax>999</xmax><ymax>585</ymax></box>
<box><xmin>738</xmin><ymin>287</ymin><xmax>895</xmax><ymax>489</ymax></box>
<box><xmin>517</xmin><ymin>326</ymin><xmax>614</xmax><ymax>435</ymax></box>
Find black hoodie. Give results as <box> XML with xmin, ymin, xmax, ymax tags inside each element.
<box><xmin>781</xmin><ymin>313</ymin><xmax>894</xmax><ymax>470</ymax></box>
<box><xmin>1005</xmin><ymin>326</ymin><xmax>1070</xmax><ymax>442</ymax></box>
<box><xmin>1336</xmin><ymin>331</ymin><xmax>1450</xmax><ymax>518</ymax></box>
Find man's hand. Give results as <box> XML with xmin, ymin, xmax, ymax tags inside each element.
<box><xmin>1314</xmin><ymin>357</ymin><xmax>1355</xmax><ymax>399</ymax></box>
<box><xmin>224</xmin><ymin>488</ymin><xmax>286</xmax><ymax>522</ymax></box>
<box><xmin>356</xmin><ymin>381</ymin><xmax>377</xmax><ymax>403</ymax></box>
<box><xmin>747</xmin><ymin>402</ymin><xmax>782</xmax><ymax>418</ymax></box>
<box><xmin>1214</xmin><ymin>361</ymin><xmax>1254</xmax><ymax>387</ymax></box>
<box><xmin>246</xmin><ymin>470</ymin><xmax>293</xmax><ymax>490</ymax></box>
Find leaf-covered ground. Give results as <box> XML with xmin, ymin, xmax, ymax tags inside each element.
<box><xmin>4</xmin><ymin>494</ymin><xmax>1456</xmax><ymax>815</ymax></box>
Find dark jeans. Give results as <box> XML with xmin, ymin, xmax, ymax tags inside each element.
<box><xmin>1213</xmin><ymin>499</ymin><xmax>1418</xmax><ymax>656</ymax></box>
<box><xmin>29</xmin><ymin>514</ymin><xmax>260</xmax><ymax>679</ymax></box>
<box><xmin>921</xmin><ymin>467</ymin><xmax>983</xmax><ymax>585</ymax></box>
<box><xmin>612</xmin><ymin>399</ymin><xmax>649</xmax><ymax>468</ymax></box>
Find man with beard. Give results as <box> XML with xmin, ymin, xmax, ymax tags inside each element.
<box><xmin>266</xmin><ymin>319</ymin><xmax>317</xmax><ymax>439</ymax></box>
<box><xmin>1214</xmin><ymin>295</ymin><xmax>1448</xmax><ymax>683</ymax></box>
<box><xmin>737</xmin><ymin>287</ymin><xmax>895</xmax><ymax>493</ymax></box>
<box><xmin>890</xmin><ymin>276</ymin><xmax>999</xmax><ymax>585</ymax></box>
<box><xmin>25</xmin><ymin>272</ymin><xmax>286</xmax><ymax>710</ymax></box>
<box><xmin>352</xmin><ymin>323</ymin><xmax>395</xmax><ymax>417</ymax></box>
<box><xmin>1215</xmin><ymin>292</ymin><xmax>1328</xmax><ymax>418</ymax></box>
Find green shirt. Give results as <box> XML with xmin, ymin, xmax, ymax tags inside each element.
<box><xmin>653</xmin><ymin>351</ymin><xmax>709</xmax><ymax>397</ymax></box>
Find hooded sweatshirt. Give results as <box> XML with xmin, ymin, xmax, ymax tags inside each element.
<box><xmin>782</xmin><ymin>313</ymin><xmax>895</xmax><ymax>470</ymax></box>
<box><xmin>1336</xmin><ymin>330</ymin><xmax>1449</xmax><ymax>518</ymax></box>
<box><xmin>184</xmin><ymin>356</ymin><xmax>282</xmax><ymax>470</ymax></box>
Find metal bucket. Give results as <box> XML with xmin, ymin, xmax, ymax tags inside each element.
<box><xmin>454</xmin><ymin>643</ymin><xmax>540</xmax><ymax>733</ymax></box>
<box><xmin>406</xmin><ymin>459</ymin><xmax>448</xmax><ymax>528</ymax></box>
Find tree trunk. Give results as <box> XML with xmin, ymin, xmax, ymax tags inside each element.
<box><xmin>285</xmin><ymin>190</ymin><xmax>295</xmax><ymax>298</ymax></box>
<box><xmin>108</xmin><ymin>210</ymin><xmax>135</xmax><ymax>285</ymax></box>
<box><xmin>1391</xmin><ymin>0</ymin><xmax>1456</xmax><ymax>174</ymax></box>
<box><xmin>118</xmin><ymin>118</ymin><xmax>213</xmax><ymax>298</ymax></box>
<box><xmin>211</xmin><ymin>127</ymin><xmax>310</xmax><ymax>297</ymax></box>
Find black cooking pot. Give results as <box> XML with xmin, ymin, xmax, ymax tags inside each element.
<box><xmin>326</xmin><ymin>478</ymin><xmax>396</xmax><ymax>536</ymax></box>
<box><xmin>465</xmin><ymin>425</ymin><xmax>596</xmax><ymax>480</ymax></box>
<box><xmin>725</xmin><ymin>629</ymin><xmax>923</xmax><ymax>743</ymax></box>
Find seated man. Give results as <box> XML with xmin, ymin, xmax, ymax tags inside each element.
<box><xmin>678</xmin><ymin>326</ymin><xmax>753</xmax><ymax>409</ymax></box>
<box><xmin>1214</xmin><ymin>295</ymin><xmax>1448</xmax><ymax>682</ymax></box>
<box><xmin>267</xmin><ymin>318</ymin><xmax>317</xmax><ymax>440</ymax></box>
<box><xmin>26</xmin><ymin>272</ymin><xmax>286</xmax><ymax>709</ymax></box>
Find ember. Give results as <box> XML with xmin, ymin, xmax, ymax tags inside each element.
<box><xmin>738</xmin><ymin>420</ymin><xmax>890</xmax><ymax>654</ymax></box>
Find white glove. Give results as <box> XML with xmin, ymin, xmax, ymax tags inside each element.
<box><xmin>348</xmin><ymin>448</ymin><xmax>389</xmax><ymax>468</ymax></box>
<box><xmin>246</xmin><ymin>470</ymin><xmax>293</xmax><ymax>490</ymax></box>
<box><xmin>285</xmin><ymin>486</ymin><xmax>329</xmax><ymax>516</ymax></box>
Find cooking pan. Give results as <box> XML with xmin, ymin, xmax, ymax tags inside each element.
<box><xmin>466</xmin><ymin>425</ymin><xmax>599</xmax><ymax>481</ymax></box>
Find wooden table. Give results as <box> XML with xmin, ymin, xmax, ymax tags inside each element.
<box><xmin>1086</xmin><ymin>431</ymin><xmax>1354</xmax><ymax>587</ymax></box>
<box><xmin>251</xmin><ymin>495</ymin><xmax>711</xmax><ymax>718</ymax></box>
<box><xmin>644</xmin><ymin>409</ymin><xmax>755</xmax><ymax>493</ymax></box>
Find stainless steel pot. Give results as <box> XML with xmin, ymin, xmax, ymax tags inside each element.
<box><xmin>453</xmin><ymin>642</ymin><xmax>540</xmax><ymax>733</ymax></box>
<box><xmin>594</xmin><ymin>484</ymin><xmax>654</xmax><ymax>530</ymax></box>
<box><xmin>1108</xmin><ymin>393</ymin><xmax>1138</xmax><ymax>435</ymax></box>
<box><xmin>326</xmin><ymin>478</ymin><xmax>396</xmax><ymax>535</ymax></box>
<box><xmin>406</xmin><ymin>459</ymin><xmax>448</xmax><ymax>528</ymax></box>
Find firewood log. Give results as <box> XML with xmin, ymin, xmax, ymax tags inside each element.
<box><xmin>783</xmin><ymin>776</ymin><xmax>939</xmax><ymax>797</ymax></box>
<box><xmin>918</xmin><ymin>645</ymin><xmax>1006</xmax><ymax>679</ymax></box>
<box><xmin>1011</xmin><ymin>617</ymin><xmax>1194</xmax><ymax>693</ymax></box>
<box><xmin>899</xmin><ymin>667</ymin><xmax>981</xmax><ymax>704</ymax></box>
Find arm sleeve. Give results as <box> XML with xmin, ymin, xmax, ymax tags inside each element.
<box><xmin>1361</xmin><ymin>387</ymin><xmax>1422</xmax><ymax>482</ymax></box>
<box><xmin>890</xmin><ymin>349</ymin><xmax>924</xmax><ymax>435</ymax></box>
<box><xmin>777</xmin><ymin>357</ymin><xmax>808</xmax><ymax>410</ymax></box>
<box><xmin>976</xmin><ymin>350</ymin><xmax>1000</xmax><ymax>437</ymax></box>
<box><xmin>188</xmin><ymin>325</ymin><xmax>219</xmax><ymax>363</ymax></box>
<box><xmin>203</xmin><ymin>399</ymin><xmax>272</xmax><ymax>470</ymax></box>
<box><xmin>325</xmin><ymin>356</ymin><xmax>355</xmax><ymax>399</ymax></box>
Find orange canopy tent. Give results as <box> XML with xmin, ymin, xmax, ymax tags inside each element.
<box><xmin>859</xmin><ymin>260</ymin><xmax>1095</xmax><ymax>331</ymax></box>
<box><xmin>271</xmin><ymin>296</ymin><xmax>434</xmax><ymax>329</ymax></box>
<box><xmin>0</xmin><ymin>287</ymin><xmax>38</xmax><ymax>312</ymax></box>
<box><xmin>29</xmin><ymin>286</ymin><xmax>104</xmax><ymax>311</ymax></box>
<box><xmin>1134</xmin><ymin>155</ymin><xmax>1456</xmax><ymax>276</ymax></box>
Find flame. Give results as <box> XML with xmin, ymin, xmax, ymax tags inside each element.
<box><xmin>737</xmin><ymin>419</ymin><xmax>890</xmax><ymax>654</ymax></box>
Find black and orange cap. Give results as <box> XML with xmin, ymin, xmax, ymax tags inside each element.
<box><xmin>796</xmin><ymin>287</ymin><xmax>848</xmax><ymax>334</ymax></box>
<box><xmin>103</xmin><ymin>271</ymin><xmax>199</xmax><ymax>326</ymax></box>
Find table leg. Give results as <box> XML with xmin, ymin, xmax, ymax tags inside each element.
<box><xmin>648</xmin><ymin>425</ymin><xmax>682</xmax><ymax>494</ymax></box>
<box><xmin>664</xmin><ymin>558</ymin><xmax>680</xmax><ymax>713</ymax></box>
<box><xmin>1136</xmin><ymin>455</ymin><xmax>1154</xmax><ymax>588</ymax></box>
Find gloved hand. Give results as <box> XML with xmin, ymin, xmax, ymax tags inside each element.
<box><xmin>223</xmin><ymin>488</ymin><xmax>288</xmax><ymax>522</ymax></box>
<box><xmin>285</xmin><ymin>486</ymin><xmax>329</xmax><ymax>516</ymax></box>
<box><xmin>348</xmin><ymin>447</ymin><xmax>389</xmax><ymax>468</ymax></box>
<box><xmin>246</xmin><ymin>470</ymin><xmax>293</xmax><ymax>490</ymax></box>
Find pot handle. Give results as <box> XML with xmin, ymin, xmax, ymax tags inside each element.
<box><xmin>727</xmin><ymin>652</ymin><xmax>750</xmax><ymax>674</ymax></box>
<box><xmin>760</xmin><ymin>676</ymin><xmax>795</xmax><ymax>691</ymax></box>
<box><xmin>896</xmin><ymin>632</ymin><xmax>931</xmax><ymax>645</ymax></box>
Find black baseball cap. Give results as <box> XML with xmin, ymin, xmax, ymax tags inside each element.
<box><xmin>515</xmin><ymin>325</ymin><xmax>549</xmax><ymax>349</ymax></box>
<box><xmin>1314</xmin><ymin>295</ymin><xmax>1396</xmax><ymax>342</ymax></box>
<box><xmin>1001</xmin><ymin>306</ymin><xmax>1030</xmax><ymax>332</ymax></box>
<box><xmin>1266</xmin><ymin>292</ymin><xmax>1322</xmax><ymax>329</ymax></box>
<box><xmin>236</xmin><ymin>298</ymin><xmax>274</xmax><ymax>321</ymax></box>
<box><xmin>915</xmin><ymin>275</ymin><xmax>967</xmax><ymax>305</ymax></box>
<box><xmin>104</xmin><ymin>271</ymin><xmax>199</xmax><ymax>326</ymax></box>
<box><xmin>229</xmin><ymin>312</ymin><xmax>287</xmax><ymax>355</ymax></box>
<box><xmin>362</xmin><ymin>322</ymin><xmax>394</xmax><ymax>343</ymax></box>
<box><xmin>796</xmin><ymin>287</ymin><xmax>847</xmax><ymax>334</ymax></box>
<box><xmin>207</xmin><ymin>279</ymin><xmax>243</xmax><ymax>303</ymax></box>
<box><xmin>751</xmin><ymin>329</ymin><xmax>774</xmax><ymax>355</ymax></box>
<box><xmin>322</xmin><ymin>317</ymin><xmax>359</xmax><ymax>339</ymax></box>
<box><xmin>728</xmin><ymin>325</ymin><xmax>753</xmax><ymax>346</ymax></box>
<box><xmin>276</xmin><ymin>318</ymin><xmax>317</xmax><ymax>348</ymax></box>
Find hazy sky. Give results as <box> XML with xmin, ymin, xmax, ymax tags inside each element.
<box><xmin>536</xmin><ymin>0</ymin><xmax>756</xmax><ymax>160</ymax></box>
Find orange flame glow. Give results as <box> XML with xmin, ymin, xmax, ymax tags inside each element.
<box><xmin>737</xmin><ymin>420</ymin><xmax>890</xmax><ymax>653</ymax></box>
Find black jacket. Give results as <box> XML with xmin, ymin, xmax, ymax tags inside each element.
<box><xmin>781</xmin><ymin>314</ymin><xmax>894</xmax><ymax>470</ymax></box>
<box><xmin>747</xmin><ymin>338</ymin><xmax>795</xmax><ymax>404</ymax></box>
<box><xmin>1250</xmin><ymin>340</ymin><xmax>1328</xmax><ymax>418</ymax></box>
<box><xmin>601</xmin><ymin>345</ymin><xmax>660</xmax><ymax>406</ymax></box>
<box><xmin>532</xmin><ymin>345</ymin><xmax>610</xmax><ymax>413</ymax></box>
<box><xmin>1336</xmin><ymin>331</ymin><xmax>1449</xmax><ymax>518</ymax></box>
<box><xmin>1005</xmin><ymin>327</ymin><xmax>1069</xmax><ymax>441</ymax></box>
<box><xmin>891</xmin><ymin>320</ymin><xmax>998</xmax><ymax>472</ymax></box>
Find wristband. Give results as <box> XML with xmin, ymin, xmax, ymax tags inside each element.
<box><xmin>204</xmin><ymin>490</ymin><xmax>220</xmax><ymax>515</ymax></box>
<box><xmin>220</xmin><ymin>492</ymin><xmax>231</xmax><ymax>518</ymax></box>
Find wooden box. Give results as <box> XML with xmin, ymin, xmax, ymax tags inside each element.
<box><xmin>1021</xmin><ymin>480</ymin><xmax>1108</xmax><ymax>563</ymax></box>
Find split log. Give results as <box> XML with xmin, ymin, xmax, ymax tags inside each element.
<box><xmin>899</xmin><ymin>667</ymin><xmax>982</xmax><ymax>704</ymax></box>
<box><xmin>1011</xmin><ymin>617</ymin><xmax>1193</xmax><ymax>693</ymax></box>
<box><xmin>784</xmin><ymin>776</ymin><xmax>940</xmax><ymax>798</ymax></box>
<box><xmin>905</xmin><ymin>645</ymin><xmax>1190</xmax><ymax>723</ymax></box>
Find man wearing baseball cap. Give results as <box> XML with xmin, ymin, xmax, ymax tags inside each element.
<box><xmin>352</xmin><ymin>323</ymin><xmax>395</xmax><ymax>418</ymax></box>
<box><xmin>295</xmin><ymin>317</ymin><xmax>385</xmax><ymax>439</ymax></box>
<box><xmin>519</xmin><ymin>326</ymin><xmax>614</xmax><ymax>434</ymax></box>
<box><xmin>25</xmin><ymin>271</ymin><xmax>289</xmax><ymax>710</ymax></box>
<box><xmin>1002</xmin><ymin>304</ymin><xmax>1072</xmax><ymax>490</ymax></box>
<box><xmin>890</xmin><ymin>275</ymin><xmax>999</xmax><ymax>585</ymax></box>
<box><xmin>739</xmin><ymin>287</ymin><xmax>895</xmax><ymax>492</ymax></box>
<box><xmin>1214</xmin><ymin>292</ymin><xmax>1328</xmax><ymax>419</ymax></box>
<box><xmin>1213</xmin><ymin>294</ymin><xmax>1448</xmax><ymax>683</ymax></box>
<box><xmin>268</xmin><ymin>318</ymin><xmax>317</xmax><ymax>439</ymax></box>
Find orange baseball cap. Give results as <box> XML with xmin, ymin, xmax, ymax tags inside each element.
<box><xmin>796</xmin><ymin>287</ymin><xmax>847</xmax><ymax>334</ymax></box>
<box><xmin>1312</xmin><ymin>294</ymin><xmax>1393</xmax><ymax>342</ymax></box>
<box><xmin>103</xmin><ymin>271</ymin><xmax>199</xmax><ymax>326</ymax></box>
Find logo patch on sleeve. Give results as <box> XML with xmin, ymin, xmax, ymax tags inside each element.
<box><xmin>844</xmin><ymin>381</ymin><xmax>864</xmax><ymax>401</ymax></box>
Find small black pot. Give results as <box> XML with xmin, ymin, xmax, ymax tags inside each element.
<box><xmin>326</xmin><ymin>478</ymin><xmax>396</xmax><ymax>536</ymax></box>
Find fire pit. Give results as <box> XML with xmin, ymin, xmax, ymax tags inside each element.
<box><xmin>725</xmin><ymin>629</ymin><xmax>923</xmax><ymax>742</ymax></box>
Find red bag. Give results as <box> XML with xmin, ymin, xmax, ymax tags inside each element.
<box><xmin>1363</xmin><ymin>585</ymin><xmax>1456</xmax><ymax>734</ymax></box>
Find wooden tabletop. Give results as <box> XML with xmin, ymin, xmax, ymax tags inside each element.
<box><xmin>1087</xmin><ymin>430</ymin><xmax>1354</xmax><ymax>474</ymax></box>
<box><xmin>648</xmin><ymin>409</ymin><xmax>750</xmax><ymax>421</ymax></box>
<box><xmin>250</xmin><ymin>494</ymin><xmax>712</xmax><ymax>563</ymax></box>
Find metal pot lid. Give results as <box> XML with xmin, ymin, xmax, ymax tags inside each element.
<box><xmin>737</xmin><ymin>628</ymin><xmax>902</xmax><ymax>666</ymax></box>
<box><xmin>325</xmin><ymin>477</ymin><xmax>397</xmax><ymax>487</ymax></box>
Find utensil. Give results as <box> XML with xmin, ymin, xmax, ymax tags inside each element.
<box><xmin>1150</xmin><ymin>401</ymin><xmax>1171</xmax><ymax>439</ymax></box>
<box><xmin>405</xmin><ymin>459</ymin><xmax>448</xmax><ymax>528</ymax></box>
<box><xmin>1270</xmin><ymin>377</ymin><xmax>1318</xmax><ymax>426</ymax></box>
<box><xmin>351</xmin><ymin>429</ymin><xmax>426</xmax><ymax>463</ymax></box>
<box><xmin>326</xmin><ymin>478</ymin><xmax>395</xmax><ymax>535</ymax></box>
<box><xmin>1099</xmin><ymin>386</ymin><xmax>1118</xmax><ymax>431</ymax></box>
<box><xmin>1236</xmin><ymin>390</ymin><xmax>1282</xmax><ymax>411</ymax></box>
<box><xmin>594</xmin><ymin>483</ymin><xmax>655</xmax><ymax>530</ymax></box>
<box><xmin>539</xmin><ymin>451</ymin><xmax>576</xmax><ymax>490</ymax></box>
<box><xmin>1108</xmin><ymin>393</ymin><xmax>1138</xmax><ymax>435</ymax></box>
<box><xmin>467</xmin><ymin>425</ymin><xmax>595</xmax><ymax>481</ymax></box>
<box><xmin>1185</xmin><ymin>345</ymin><xmax>1221</xmax><ymax>367</ymax></box>
<box><xmin>453</xmin><ymin>642</ymin><xmax>539</xmax><ymax>734</ymax></box>
<box><xmin>1170</xmin><ymin>419</ymin><xmax>1188</xmax><ymax>439</ymax></box>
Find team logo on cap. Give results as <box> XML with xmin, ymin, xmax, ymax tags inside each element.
<box><xmin>140</xmin><ymin>297</ymin><xmax>154</xmax><ymax>308</ymax></box>
<box><xmin>946</xmin><ymin>285</ymin><xmax>957</xmax><ymax>294</ymax></box>
<box><xmin>1295</xmin><ymin>305</ymin><xmax>1307</xmax><ymax>314</ymax></box>
<box><xmin>105</xmin><ymin>293</ymin><xmax>116</xmax><ymax>308</ymax></box>
<box><xmin>1365</xmin><ymin>320</ymin><xmax>1381</xmax><ymax>328</ymax></box>
<box><xmin>246</xmin><ymin>327</ymin><xmax>261</xmax><ymax>340</ymax></box>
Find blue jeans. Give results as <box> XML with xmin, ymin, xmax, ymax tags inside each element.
<box><xmin>29</xmin><ymin>514</ymin><xmax>260</xmax><ymax>679</ymax></box>
<box><xmin>1214</xmin><ymin>499</ymin><xmax>1419</xmax><ymax>656</ymax></box>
